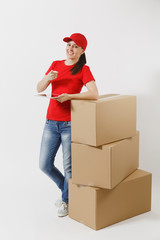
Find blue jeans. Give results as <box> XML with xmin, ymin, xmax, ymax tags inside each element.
<box><xmin>39</xmin><ymin>119</ymin><xmax>72</xmax><ymax>204</ymax></box>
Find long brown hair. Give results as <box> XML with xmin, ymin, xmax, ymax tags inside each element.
<box><xmin>70</xmin><ymin>52</ymin><xmax>86</xmax><ymax>75</ymax></box>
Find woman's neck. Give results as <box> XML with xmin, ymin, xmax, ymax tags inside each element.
<box><xmin>65</xmin><ymin>58</ymin><xmax>78</xmax><ymax>66</ymax></box>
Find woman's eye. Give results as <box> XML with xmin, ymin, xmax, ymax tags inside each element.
<box><xmin>67</xmin><ymin>44</ymin><xmax>78</xmax><ymax>48</ymax></box>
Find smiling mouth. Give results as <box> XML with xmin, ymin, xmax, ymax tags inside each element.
<box><xmin>68</xmin><ymin>52</ymin><xmax>74</xmax><ymax>56</ymax></box>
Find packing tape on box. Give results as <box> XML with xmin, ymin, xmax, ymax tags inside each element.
<box><xmin>77</xmin><ymin>182</ymin><xmax>94</xmax><ymax>187</ymax></box>
<box><xmin>98</xmin><ymin>94</ymin><xmax>120</xmax><ymax>101</ymax></box>
<box><xmin>77</xmin><ymin>184</ymin><xmax>84</xmax><ymax>188</ymax></box>
<box><xmin>79</xmin><ymin>220</ymin><xmax>84</xmax><ymax>224</ymax></box>
<box><xmin>88</xmin><ymin>182</ymin><xmax>94</xmax><ymax>186</ymax></box>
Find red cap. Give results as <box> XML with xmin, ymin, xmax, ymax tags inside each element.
<box><xmin>63</xmin><ymin>33</ymin><xmax>87</xmax><ymax>51</ymax></box>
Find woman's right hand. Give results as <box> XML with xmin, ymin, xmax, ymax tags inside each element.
<box><xmin>46</xmin><ymin>70</ymin><xmax>58</xmax><ymax>81</ymax></box>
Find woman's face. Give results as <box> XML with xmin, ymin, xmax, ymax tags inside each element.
<box><xmin>66</xmin><ymin>40</ymin><xmax>84</xmax><ymax>61</ymax></box>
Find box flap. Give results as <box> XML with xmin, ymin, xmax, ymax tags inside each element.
<box><xmin>122</xmin><ymin>169</ymin><xmax>152</xmax><ymax>183</ymax></box>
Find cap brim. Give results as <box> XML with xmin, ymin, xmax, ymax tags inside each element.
<box><xmin>63</xmin><ymin>37</ymin><xmax>72</xmax><ymax>42</ymax></box>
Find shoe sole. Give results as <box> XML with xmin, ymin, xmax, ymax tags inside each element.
<box><xmin>57</xmin><ymin>213</ymin><xmax>68</xmax><ymax>217</ymax></box>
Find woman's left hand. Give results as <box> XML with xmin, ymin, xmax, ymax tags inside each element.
<box><xmin>56</xmin><ymin>93</ymin><xmax>71</xmax><ymax>103</ymax></box>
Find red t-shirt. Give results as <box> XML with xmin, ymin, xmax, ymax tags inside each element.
<box><xmin>45</xmin><ymin>59</ymin><xmax>95</xmax><ymax>121</ymax></box>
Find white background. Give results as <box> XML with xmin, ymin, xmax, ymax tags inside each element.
<box><xmin>0</xmin><ymin>0</ymin><xmax>160</xmax><ymax>239</ymax></box>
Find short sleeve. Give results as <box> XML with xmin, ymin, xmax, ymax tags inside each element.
<box><xmin>45</xmin><ymin>61</ymin><xmax>57</xmax><ymax>75</ymax></box>
<box><xmin>82</xmin><ymin>65</ymin><xmax>95</xmax><ymax>86</ymax></box>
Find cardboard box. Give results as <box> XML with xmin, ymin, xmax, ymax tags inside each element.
<box><xmin>69</xmin><ymin>169</ymin><xmax>152</xmax><ymax>230</ymax></box>
<box><xmin>71</xmin><ymin>131</ymin><xmax>139</xmax><ymax>189</ymax></box>
<box><xmin>71</xmin><ymin>94</ymin><xmax>136</xmax><ymax>146</ymax></box>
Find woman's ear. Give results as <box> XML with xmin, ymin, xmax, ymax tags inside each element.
<box><xmin>81</xmin><ymin>49</ymin><xmax>85</xmax><ymax>55</ymax></box>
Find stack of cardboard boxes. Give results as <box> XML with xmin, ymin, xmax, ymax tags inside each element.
<box><xmin>68</xmin><ymin>94</ymin><xmax>152</xmax><ymax>230</ymax></box>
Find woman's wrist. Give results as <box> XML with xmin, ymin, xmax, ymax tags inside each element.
<box><xmin>68</xmin><ymin>94</ymin><xmax>73</xmax><ymax>100</ymax></box>
<box><xmin>45</xmin><ymin>75</ymin><xmax>51</xmax><ymax>83</ymax></box>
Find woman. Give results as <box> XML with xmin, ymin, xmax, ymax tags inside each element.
<box><xmin>37</xmin><ymin>33</ymin><xmax>99</xmax><ymax>217</ymax></box>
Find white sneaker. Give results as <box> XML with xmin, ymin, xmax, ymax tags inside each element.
<box><xmin>54</xmin><ymin>198</ymin><xmax>63</xmax><ymax>208</ymax></box>
<box><xmin>57</xmin><ymin>201</ymin><xmax>68</xmax><ymax>217</ymax></box>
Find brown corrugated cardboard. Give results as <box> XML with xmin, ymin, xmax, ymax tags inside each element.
<box><xmin>71</xmin><ymin>131</ymin><xmax>139</xmax><ymax>189</ymax></box>
<box><xmin>71</xmin><ymin>94</ymin><xmax>136</xmax><ymax>146</ymax></box>
<box><xmin>68</xmin><ymin>169</ymin><xmax>152</xmax><ymax>230</ymax></box>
